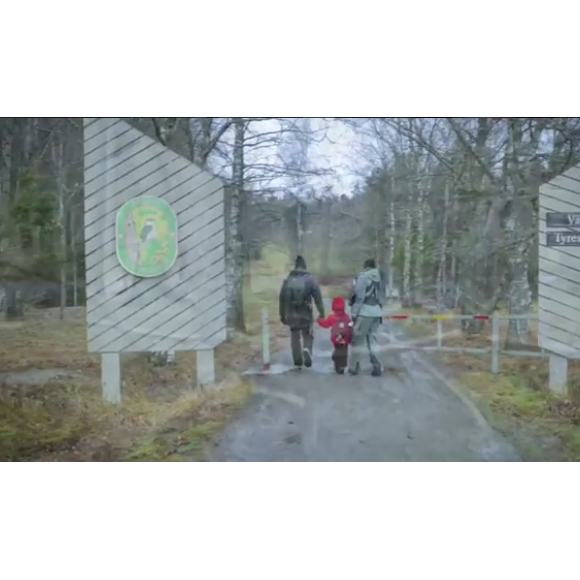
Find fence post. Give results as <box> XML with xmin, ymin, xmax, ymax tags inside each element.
<box><xmin>437</xmin><ymin>319</ymin><xmax>443</xmax><ymax>350</ymax></box>
<box><xmin>491</xmin><ymin>315</ymin><xmax>500</xmax><ymax>374</ymax></box>
<box><xmin>102</xmin><ymin>353</ymin><xmax>121</xmax><ymax>404</ymax></box>
<box><xmin>262</xmin><ymin>308</ymin><xmax>271</xmax><ymax>372</ymax></box>
<box><xmin>549</xmin><ymin>355</ymin><xmax>568</xmax><ymax>395</ymax></box>
<box><xmin>197</xmin><ymin>350</ymin><xmax>216</xmax><ymax>387</ymax></box>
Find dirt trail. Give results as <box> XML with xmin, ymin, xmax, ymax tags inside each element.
<box><xmin>211</xmin><ymin>321</ymin><xmax>520</xmax><ymax>462</ymax></box>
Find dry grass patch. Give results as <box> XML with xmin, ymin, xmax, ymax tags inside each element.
<box><xmin>122</xmin><ymin>378</ymin><xmax>253</xmax><ymax>462</ymax></box>
<box><xmin>396</xmin><ymin>307</ymin><xmax>580</xmax><ymax>460</ymax></box>
<box><xmin>0</xmin><ymin>317</ymin><xmax>261</xmax><ymax>462</ymax></box>
<box><xmin>456</xmin><ymin>355</ymin><xmax>580</xmax><ymax>461</ymax></box>
<box><xmin>0</xmin><ymin>245</ymin><xmax>324</xmax><ymax>462</ymax></box>
<box><xmin>0</xmin><ymin>317</ymin><xmax>264</xmax><ymax>383</ymax></box>
<box><xmin>454</xmin><ymin>372</ymin><xmax>580</xmax><ymax>461</ymax></box>
<box><xmin>405</xmin><ymin>315</ymin><xmax>580</xmax><ymax>398</ymax></box>
<box><xmin>0</xmin><ymin>376</ymin><xmax>253</xmax><ymax>462</ymax></box>
<box><xmin>0</xmin><ymin>317</ymin><xmax>265</xmax><ymax>462</ymax></box>
<box><xmin>0</xmin><ymin>319</ymin><xmax>99</xmax><ymax>373</ymax></box>
<box><xmin>400</xmin><ymin>310</ymin><xmax>570</xmax><ymax>393</ymax></box>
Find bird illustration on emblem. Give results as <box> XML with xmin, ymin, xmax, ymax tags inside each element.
<box><xmin>140</xmin><ymin>219</ymin><xmax>157</xmax><ymax>244</ymax></box>
<box><xmin>117</xmin><ymin>197</ymin><xmax>178</xmax><ymax>278</ymax></box>
<box><xmin>124</xmin><ymin>215</ymin><xmax>142</xmax><ymax>266</ymax></box>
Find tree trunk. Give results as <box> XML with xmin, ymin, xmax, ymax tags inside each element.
<box><xmin>296</xmin><ymin>201</ymin><xmax>305</xmax><ymax>257</ymax></box>
<box><xmin>504</xmin><ymin>195</ymin><xmax>528</xmax><ymax>345</ymax></box>
<box><xmin>437</xmin><ymin>183</ymin><xmax>450</xmax><ymax>311</ymax></box>
<box><xmin>414</xmin><ymin>188</ymin><xmax>426</xmax><ymax>306</ymax></box>
<box><xmin>402</xmin><ymin>209</ymin><xmax>413</xmax><ymax>308</ymax></box>
<box><xmin>388</xmin><ymin>201</ymin><xmax>396</xmax><ymax>301</ymax></box>
<box><xmin>226</xmin><ymin>119</ymin><xmax>247</xmax><ymax>336</ymax></box>
<box><xmin>504</xmin><ymin>118</ymin><xmax>539</xmax><ymax>347</ymax></box>
<box><xmin>450</xmin><ymin>190</ymin><xmax>460</xmax><ymax>308</ymax></box>
<box><xmin>506</xmin><ymin>212</ymin><xmax>532</xmax><ymax>347</ymax></box>
<box><xmin>53</xmin><ymin>140</ymin><xmax>67</xmax><ymax>321</ymax></box>
<box><xmin>453</xmin><ymin>118</ymin><xmax>500</xmax><ymax>334</ymax></box>
<box><xmin>70</xmin><ymin>211</ymin><xmax>78</xmax><ymax>307</ymax></box>
<box><xmin>319</xmin><ymin>199</ymin><xmax>332</xmax><ymax>276</ymax></box>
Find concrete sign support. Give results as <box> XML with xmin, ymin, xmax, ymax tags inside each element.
<box><xmin>83</xmin><ymin>118</ymin><xmax>227</xmax><ymax>402</ymax></box>
<box><xmin>538</xmin><ymin>164</ymin><xmax>580</xmax><ymax>393</ymax></box>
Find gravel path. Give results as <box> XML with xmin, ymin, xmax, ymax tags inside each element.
<box><xmin>211</xmin><ymin>319</ymin><xmax>520</xmax><ymax>462</ymax></box>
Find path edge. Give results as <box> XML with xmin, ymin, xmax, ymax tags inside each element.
<box><xmin>408</xmin><ymin>349</ymin><xmax>491</xmax><ymax>431</ymax></box>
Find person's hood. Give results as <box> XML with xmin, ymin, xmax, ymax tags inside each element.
<box><xmin>332</xmin><ymin>296</ymin><xmax>346</xmax><ymax>313</ymax></box>
<box><xmin>361</xmin><ymin>268</ymin><xmax>381</xmax><ymax>283</ymax></box>
<box><xmin>290</xmin><ymin>269</ymin><xmax>309</xmax><ymax>277</ymax></box>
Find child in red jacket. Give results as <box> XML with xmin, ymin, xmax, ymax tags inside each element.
<box><xmin>317</xmin><ymin>296</ymin><xmax>353</xmax><ymax>375</ymax></box>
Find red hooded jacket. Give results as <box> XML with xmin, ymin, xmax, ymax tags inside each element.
<box><xmin>317</xmin><ymin>297</ymin><xmax>353</xmax><ymax>347</ymax></box>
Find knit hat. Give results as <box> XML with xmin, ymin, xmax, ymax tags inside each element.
<box><xmin>295</xmin><ymin>256</ymin><xmax>307</xmax><ymax>270</ymax></box>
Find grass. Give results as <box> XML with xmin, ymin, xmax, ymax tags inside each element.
<box><xmin>452</xmin><ymin>372</ymin><xmax>580</xmax><ymax>462</ymax></box>
<box><xmin>0</xmin><ymin>376</ymin><xmax>254</xmax><ymax>462</ymax></box>
<box><xmin>0</xmin><ymin>245</ymin><xmax>290</xmax><ymax>462</ymax></box>
<box><xmin>397</xmin><ymin>304</ymin><xmax>580</xmax><ymax>460</ymax></box>
<box><xmin>0</xmin><ymin>315</ymin><xmax>259</xmax><ymax>462</ymax></box>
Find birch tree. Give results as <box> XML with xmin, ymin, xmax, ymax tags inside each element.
<box><xmin>226</xmin><ymin>118</ymin><xmax>247</xmax><ymax>334</ymax></box>
<box><xmin>51</xmin><ymin>130</ymin><xmax>67</xmax><ymax>320</ymax></box>
<box><xmin>344</xmin><ymin>117</ymin><xmax>580</xmax><ymax>336</ymax></box>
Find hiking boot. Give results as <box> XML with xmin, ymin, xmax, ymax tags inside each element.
<box><xmin>303</xmin><ymin>349</ymin><xmax>313</xmax><ymax>369</ymax></box>
<box><xmin>371</xmin><ymin>364</ymin><xmax>383</xmax><ymax>377</ymax></box>
<box><xmin>335</xmin><ymin>367</ymin><xmax>346</xmax><ymax>375</ymax></box>
<box><xmin>370</xmin><ymin>356</ymin><xmax>383</xmax><ymax>377</ymax></box>
<box><xmin>348</xmin><ymin>363</ymin><xmax>361</xmax><ymax>376</ymax></box>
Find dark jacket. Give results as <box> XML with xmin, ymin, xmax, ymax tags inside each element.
<box><xmin>279</xmin><ymin>268</ymin><xmax>325</xmax><ymax>330</ymax></box>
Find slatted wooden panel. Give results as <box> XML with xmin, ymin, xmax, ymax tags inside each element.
<box><xmin>538</xmin><ymin>164</ymin><xmax>580</xmax><ymax>359</ymax></box>
<box><xmin>84</xmin><ymin>118</ymin><xmax>227</xmax><ymax>353</ymax></box>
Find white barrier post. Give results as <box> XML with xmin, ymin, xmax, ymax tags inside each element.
<box><xmin>549</xmin><ymin>355</ymin><xmax>568</xmax><ymax>395</ymax></box>
<box><xmin>197</xmin><ymin>349</ymin><xmax>216</xmax><ymax>387</ymax></box>
<box><xmin>262</xmin><ymin>308</ymin><xmax>271</xmax><ymax>372</ymax></box>
<box><xmin>491</xmin><ymin>315</ymin><xmax>500</xmax><ymax>375</ymax></box>
<box><xmin>437</xmin><ymin>320</ymin><xmax>443</xmax><ymax>350</ymax></box>
<box><xmin>102</xmin><ymin>353</ymin><xmax>122</xmax><ymax>404</ymax></box>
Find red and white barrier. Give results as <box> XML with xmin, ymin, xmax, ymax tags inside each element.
<box><xmin>262</xmin><ymin>308</ymin><xmax>271</xmax><ymax>372</ymax></box>
<box><xmin>384</xmin><ymin>314</ymin><xmax>490</xmax><ymax>321</ymax></box>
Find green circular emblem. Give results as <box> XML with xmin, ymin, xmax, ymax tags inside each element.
<box><xmin>116</xmin><ymin>196</ymin><xmax>179</xmax><ymax>278</ymax></box>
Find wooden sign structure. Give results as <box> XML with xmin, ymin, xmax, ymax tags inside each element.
<box><xmin>538</xmin><ymin>164</ymin><xmax>580</xmax><ymax>393</ymax></box>
<box><xmin>84</xmin><ymin>118</ymin><xmax>227</xmax><ymax>402</ymax></box>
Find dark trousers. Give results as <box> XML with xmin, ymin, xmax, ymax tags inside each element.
<box><xmin>332</xmin><ymin>345</ymin><xmax>349</xmax><ymax>374</ymax></box>
<box><xmin>290</xmin><ymin>326</ymin><xmax>314</xmax><ymax>366</ymax></box>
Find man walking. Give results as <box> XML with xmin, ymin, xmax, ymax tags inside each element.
<box><xmin>279</xmin><ymin>256</ymin><xmax>326</xmax><ymax>369</ymax></box>
<box><xmin>349</xmin><ymin>259</ymin><xmax>384</xmax><ymax>377</ymax></box>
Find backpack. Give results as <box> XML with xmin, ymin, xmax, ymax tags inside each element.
<box><xmin>364</xmin><ymin>280</ymin><xmax>383</xmax><ymax>308</ymax></box>
<box><xmin>350</xmin><ymin>275</ymin><xmax>383</xmax><ymax>309</ymax></box>
<box><xmin>286</xmin><ymin>275</ymin><xmax>310</xmax><ymax>310</ymax></box>
<box><xmin>332</xmin><ymin>314</ymin><xmax>353</xmax><ymax>345</ymax></box>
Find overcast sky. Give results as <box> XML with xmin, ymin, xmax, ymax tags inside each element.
<box><xmin>213</xmin><ymin>118</ymin><xmax>363</xmax><ymax>197</ymax></box>
<box><xmin>309</xmin><ymin>119</ymin><xmax>361</xmax><ymax>195</ymax></box>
